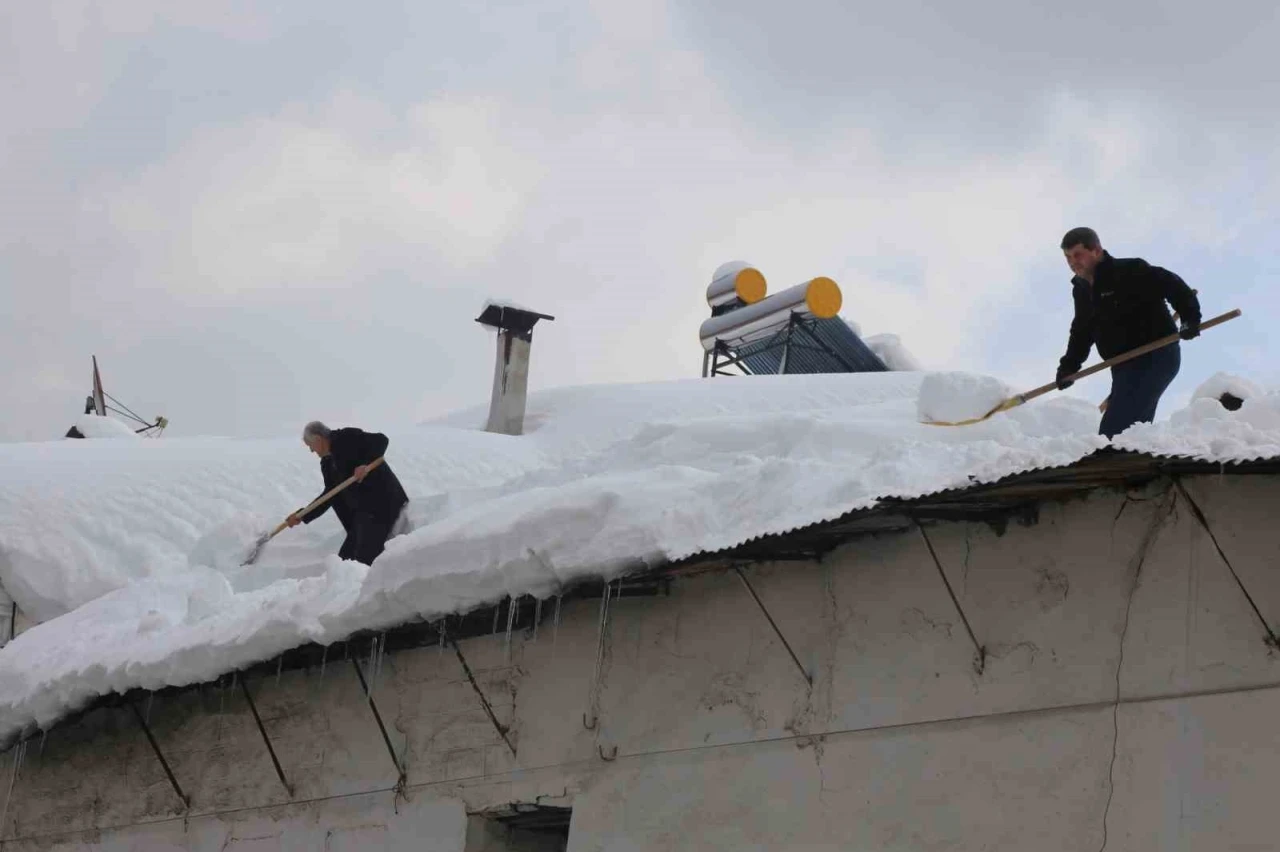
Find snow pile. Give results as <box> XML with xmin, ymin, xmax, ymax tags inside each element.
<box><xmin>1116</xmin><ymin>373</ymin><xmax>1280</xmax><ymax>462</ymax></box>
<box><xmin>67</xmin><ymin>414</ymin><xmax>139</xmax><ymax>439</ymax></box>
<box><xmin>841</xmin><ymin>319</ymin><xmax>922</xmax><ymax>371</ymax></box>
<box><xmin>916</xmin><ymin>372</ymin><xmax>1013</xmax><ymax>423</ymax></box>
<box><xmin>1</xmin><ymin>370</ymin><xmax>1279</xmax><ymax>744</ymax></box>
<box><xmin>1192</xmin><ymin>372</ymin><xmax>1262</xmax><ymax>405</ymax></box>
<box><xmin>865</xmin><ymin>333</ymin><xmax>923</xmax><ymax>371</ymax></box>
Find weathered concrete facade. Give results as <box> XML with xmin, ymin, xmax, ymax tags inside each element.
<box><xmin>3</xmin><ymin>473</ymin><xmax>1280</xmax><ymax>850</ymax></box>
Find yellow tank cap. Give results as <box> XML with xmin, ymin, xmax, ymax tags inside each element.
<box><xmin>734</xmin><ymin>267</ymin><xmax>767</xmax><ymax>304</ymax></box>
<box><xmin>804</xmin><ymin>276</ymin><xmax>842</xmax><ymax>318</ymax></box>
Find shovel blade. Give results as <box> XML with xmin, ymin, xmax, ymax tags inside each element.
<box><xmin>921</xmin><ymin>394</ymin><xmax>1025</xmax><ymax>427</ymax></box>
<box><xmin>241</xmin><ymin>532</ymin><xmax>272</xmax><ymax>566</ymax></box>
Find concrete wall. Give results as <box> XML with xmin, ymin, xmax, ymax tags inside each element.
<box><xmin>3</xmin><ymin>474</ymin><xmax>1280</xmax><ymax>850</ymax></box>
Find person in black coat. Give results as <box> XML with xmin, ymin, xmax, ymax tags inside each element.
<box><xmin>286</xmin><ymin>421</ymin><xmax>410</xmax><ymax>565</ymax></box>
<box><xmin>1055</xmin><ymin>227</ymin><xmax>1202</xmax><ymax>439</ymax></box>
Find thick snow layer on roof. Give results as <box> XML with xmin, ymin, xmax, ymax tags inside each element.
<box><xmin>0</xmin><ymin>370</ymin><xmax>1273</xmax><ymax>743</ymax></box>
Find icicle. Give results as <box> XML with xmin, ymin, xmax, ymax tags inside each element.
<box><xmin>492</xmin><ymin>602</ymin><xmax>502</xmax><ymax>634</ymax></box>
<box><xmin>275</xmin><ymin>655</ymin><xmax>284</xmax><ymax>687</ymax></box>
<box><xmin>505</xmin><ymin>596</ymin><xmax>518</xmax><ymax>664</ymax></box>
<box><xmin>145</xmin><ymin>692</ymin><xmax>155</xmax><ymax>726</ymax></box>
<box><xmin>376</xmin><ymin>632</ymin><xmax>388</xmax><ymax>686</ymax></box>
<box><xmin>38</xmin><ymin>730</ymin><xmax>47</xmax><ymax>758</ymax></box>
<box><xmin>553</xmin><ymin>594</ymin><xmax>563</xmax><ymax>649</ymax></box>
<box><xmin>368</xmin><ymin>636</ymin><xmax>379</xmax><ymax>693</ymax></box>
<box><xmin>438</xmin><ymin>620</ymin><xmax>445</xmax><ymax>656</ymax></box>
<box><xmin>319</xmin><ymin>645</ymin><xmax>328</xmax><ymax>681</ymax></box>
<box><xmin>533</xmin><ymin>598</ymin><xmax>543</xmax><ymax>643</ymax></box>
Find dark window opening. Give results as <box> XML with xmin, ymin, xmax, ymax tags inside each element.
<box><xmin>465</xmin><ymin>804</ymin><xmax>572</xmax><ymax>852</ymax></box>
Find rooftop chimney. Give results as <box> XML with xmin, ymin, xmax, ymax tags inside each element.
<box><xmin>476</xmin><ymin>302</ymin><xmax>555</xmax><ymax>436</ymax></box>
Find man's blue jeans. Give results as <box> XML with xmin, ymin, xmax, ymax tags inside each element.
<box><xmin>1100</xmin><ymin>343</ymin><xmax>1181</xmax><ymax>439</ymax></box>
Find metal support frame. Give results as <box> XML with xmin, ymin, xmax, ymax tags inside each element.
<box><xmin>237</xmin><ymin>675</ymin><xmax>293</xmax><ymax>796</ymax></box>
<box><xmin>705</xmin><ymin>312</ymin><xmax>866</xmax><ymax>378</ymax></box>
<box><xmin>129</xmin><ymin>701</ymin><xmax>188</xmax><ymax>808</ymax></box>
<box><xmin>582</xmin><ymin>581</ymin><xmax>616</xmax><ymax>730</ymax></box>
<box><xmin>777</xmin><ymin>314</ymin><xmax>796</xmax><ymax>374</ymax></box>
<box><xmin>350</xmin><ymin>659</ymin><xmax>407</xmax><ymax>785</ymax></box>
<box><xmin>707</xmin><ymin>342</ymin><xmax>754</xmax><ymax>377</ymax></box>
<box><xmin>1174</xmin><ymin>478</ymin><xmax>1280</xmax><ymax>648</ymax></box>
<box><xmin>733</xmin><ymin>566</ymin><xmax>812</xmax><ymax>686</ymax></box>
<box><xmin>448</xmin><ymin>636</ymin><xmax>518</xmax><ymax>757</ymax></box>
<box><xmin>914</xmin><ymin>521</ymin><xmax>987</xmax><ymax>675</ymax></box>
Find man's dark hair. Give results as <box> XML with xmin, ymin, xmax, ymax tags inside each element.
<box><xmin>1060</xmin><ymin>227</ymin><xmax>1101</xmax><ymax>251</ymax></box>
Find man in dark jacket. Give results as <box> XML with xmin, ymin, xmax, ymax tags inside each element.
<box><xmin>1055</xmin><ymin>227</ymin><xmax>1202</xmax><ymax>439</ymax></box>
<box><xmin>286</xmin><ymin>421</ymin><xmax>410</xmax><ymax>565</ymax></box>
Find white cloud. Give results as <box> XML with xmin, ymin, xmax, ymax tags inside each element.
<box><xmin>93</xmin><ymin>93</ymin><xmax>544</xmax><ymax>297</ymax></box>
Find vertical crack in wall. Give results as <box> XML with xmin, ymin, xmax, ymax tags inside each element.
<box><xmin>1098</xmin><ymin>481</ymin><xmax>1175</xmax><ymax>852</ymax></box>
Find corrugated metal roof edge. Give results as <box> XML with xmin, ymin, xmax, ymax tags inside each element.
<box><xmin>664</xmin><ymin>448</ymin><xmax>1280</xmax><ymax>570</ymax></box>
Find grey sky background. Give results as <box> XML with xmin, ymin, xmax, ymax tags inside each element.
<box><xmin>3</xmin><ymin>1</ymin><xmax>1278</xmax><ymax>442</ymax></box>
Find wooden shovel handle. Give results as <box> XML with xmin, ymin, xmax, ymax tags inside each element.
<box><xmin>269</xmin><ymin>456</ymin><xmax>387</xmax><ymax>537</ymax></box>
<box><xmin>1019</xmin><ymin>309</ymin><xmax>1241</xmax><ymax>406</ymax></box>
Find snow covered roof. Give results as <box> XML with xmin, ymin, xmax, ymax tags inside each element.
<box><xmin>2</xmin><ymin>370</ymin><xmax>1280</xmax><ymax>746</ymax></box>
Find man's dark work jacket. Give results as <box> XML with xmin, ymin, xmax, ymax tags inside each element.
<box><xmin>302</xmin><ymin>428</ymin><xmax>408</xmax><ymax>532</ymax></box>
<box><xmin>1058</xmin><ymin>252</ymin><xmax>1202</xmax><ymax>379</ymax></box>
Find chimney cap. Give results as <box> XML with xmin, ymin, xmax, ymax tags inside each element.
<box><xmin>476</xmin><ymin>303</ymin><xmax>556</xmax><ymax>334</ymax></box>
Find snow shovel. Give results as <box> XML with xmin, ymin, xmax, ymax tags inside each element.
<box><xmin>923</xmin><ymin>308</ymin><xmax>1242</xmax><ymax>427</ymax></box>
<box><xmin>241</xmin><ymin>457</ymin><xmax>385</xmax><ymax>565</ymax></box>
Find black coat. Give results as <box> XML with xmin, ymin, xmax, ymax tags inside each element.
<box><xmin>302</xmin><ymin>427</ymin><xmax>408</xmax><ymax>532</ymax></box>
<box><xmin>1058</xmin><ymin>252</ymin><xmax>1201</xmax><ymax>378</ymax></box>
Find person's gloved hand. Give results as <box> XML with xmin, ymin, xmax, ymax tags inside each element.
<box><xmin>1056</xmin><ymin>372</ymin><xmax>1074</xmax><ymax>391</ymax></box>
<box><xmin>1179</xmin><ymin>321</ymin><xmax>1200</xmax><ymax>340</ymax></box>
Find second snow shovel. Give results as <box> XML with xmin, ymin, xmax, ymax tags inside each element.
<box><xmin>923</xmin><ymin>308</ymin><xmax>1242</xmax><ymax>427</ymax></box>
<box><xmin>242</xmin><ymin>456</ymin><xmax>385</xmax><ymax>565</ymax></box>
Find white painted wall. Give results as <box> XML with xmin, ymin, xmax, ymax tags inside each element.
<box><xmin>4</xmin><ymin>474</ymin><xmax>1280</xmax><ymax>851</ymax></box>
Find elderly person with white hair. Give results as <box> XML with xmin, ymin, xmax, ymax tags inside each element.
<box><xmin>286</xmin><ymin>421</ymin><xmax>410</xmax><ymax>565</ymax></box>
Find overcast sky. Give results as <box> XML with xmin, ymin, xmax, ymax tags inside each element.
<box><xmin>3</xmin><ymin>1</ymin><xmax>1278</xmax><ymax>442</ymax></box>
